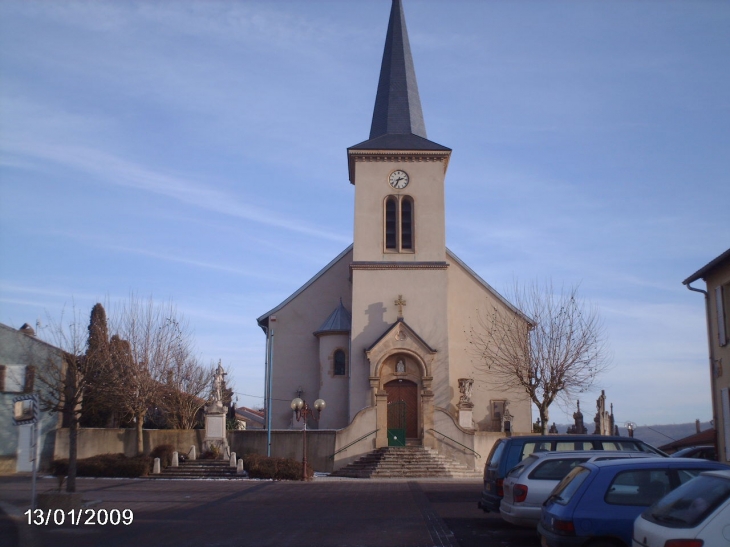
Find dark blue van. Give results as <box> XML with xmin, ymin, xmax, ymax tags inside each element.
<box><xmin>478</xmin><ymin>435</ymin><xmax>666</xmax><ymax>513</ymax></box>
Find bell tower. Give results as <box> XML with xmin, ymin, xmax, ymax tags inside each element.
<box><xmin>347</xmin><ymin>0</ymin><xmax>452</xmax><ymax>429</ymax></box>
<box><xmin>347</xmin><ymin>0</ymin><xmax>451</xmax><ymax>263</ymax></box>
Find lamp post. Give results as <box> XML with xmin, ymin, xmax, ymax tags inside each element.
<box><xmin>290</xmin><ymin>397</ymin><xmax>325</xmax><ymax>481</ymax></box>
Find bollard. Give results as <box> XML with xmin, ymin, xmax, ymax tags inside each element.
<box><xmin>153</xmin><ymin>458</ymin><xmax>161</xmax><ymax>474</ymax></box>
<box><xmin>190</xmin><ymin>446</ymin><xmax>196</xmax><ymax>461</ymax></box>
<box><xmin>236</xmin><ymin>458</ymin><xmax>244</xmax><ymax>474</ymax></box>
<box><xmin>172</xmin><ymin>451</ymin><xmax>179</xmax><ymax>467</ymax></box>
<box><xmin>229</xmin><ymin>452</ymin><xmax>237</xmax><ymax>467</ymax></box>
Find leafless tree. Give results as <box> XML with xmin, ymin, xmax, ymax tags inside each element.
<box><xmin>158</xmin><ymin>356</ymin><xmax>211</xmax><ymax>430</ymax></box>
<box><xmin>109</xmin><ymin>295</ymin><xmax>200</xmax><ymax>453</ymax></box>
<box><xmin>34</xmin><ymin>306</ymin><xmax>94</xmax><ymax>493</ymax></box>
<box><xmin>470</xmin><ymin>281</ymin><xmax>609</xmax><ymax>434</ymax></box>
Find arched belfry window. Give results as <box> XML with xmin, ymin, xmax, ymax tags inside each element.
<box><xmin>385</xmin><ymin>197</ymin><xmax>397</xmax><ymax>250</ymax></box>
<box><xmin>401</xmin><ymin>197</ymin><xmax>413</xmax><ymax>250</ymax></box>
<box><xmin>334</xmin><ymin>349</ymin><xmax>346</xmax><ymax>376</ymax></box>
<box><xmin>383</xmin><ymin>195</ymin><xmax>415</xmax><ymax>253</ymax></box>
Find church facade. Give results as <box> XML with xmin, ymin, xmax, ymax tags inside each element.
<box><xmin>257</xmin><ymin>0</ymin><xmax>531</xmax><ymax>453</ymax></box>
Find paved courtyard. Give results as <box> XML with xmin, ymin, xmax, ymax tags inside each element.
<box><xmin>0</xmin><ymin>476</ymin><xmax>541</xmax><ymax>547</ymax></box>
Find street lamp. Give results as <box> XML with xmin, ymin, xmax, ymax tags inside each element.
<box><xmin>291</xmin><ymin>397</ymin><xmax>325</xmax><ymax>481</ymax></box>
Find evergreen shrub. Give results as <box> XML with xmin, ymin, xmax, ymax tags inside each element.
<box><xmin>241</xmin><ymin>454</ymin><xmax>313</xmax><ymax>480</ymax></box>
<box><xmin>51</xmin><ymin>454</ymin><xmax>151</xmax><ymax>478</ymax></box>
<box><xmin>150</xmin><ymin>444</ymin><xmax>175</xmax><ymax>468</ymax></box>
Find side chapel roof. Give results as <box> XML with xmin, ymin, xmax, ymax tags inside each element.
<box><xmin>314</xmin><ymin>299</ymin><xmax>352</xmax><ymax>337</ymax></box>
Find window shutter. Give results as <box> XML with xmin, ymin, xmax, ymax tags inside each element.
<box><xmin>23</xmin><ymin>365</ymin><xmax>35</xmax><ymax>392</ymax></box>
<box><xmin>717</xmin><ymin>286</ymin><xmax>727</xmax><ymax>347</ymax></box>
<box><xmin>0</xmin><ymin>364</ymin><xmax>5</xmax><ymax>392</ymax></box>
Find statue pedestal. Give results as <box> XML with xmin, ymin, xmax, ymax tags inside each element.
<box><xmin>204</xmin><ymin>402</ymin><xmax>228</xmax><ymax>458</ymax></box>
<box><xmin>457</xmin><ymin>402</ymin><xmax>474</xmax><ymax>429</ymax></box>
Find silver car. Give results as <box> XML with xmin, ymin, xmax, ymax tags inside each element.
<box><xmin>500</xmin><ymin>450</ymin><xmax>654</xmax><ymax>527</ymax></box>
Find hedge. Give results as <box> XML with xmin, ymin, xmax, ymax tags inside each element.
<box><xmin>51</xmin><ymin>454</ymin><xmax>151</xmax><ymax>478</ymax></box>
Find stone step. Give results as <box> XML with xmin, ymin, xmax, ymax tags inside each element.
<box><xmin>152</xmin><ymin>458</ymin><xmax>245</xmax><ymax>479</ymax></box>
<box><xmin>332</xmin><ymin>446</ymin><xmax>482</xmax><ymax>479</ymax></box>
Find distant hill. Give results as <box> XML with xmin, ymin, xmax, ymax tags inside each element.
<box><xmin>552</xmin><ymin>421</ymin><xmax>713</xmax><ymax>449</ymax></box>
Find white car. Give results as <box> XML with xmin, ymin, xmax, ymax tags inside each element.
<box><xmin>500</xmin><ymin>450</ymin><xmax>653</xmax><ymax>527</ymax></box>
<box><xmin>632</xmin><ymin>469</ymin><xmax>730</xmax><ymax>547</ymax></box>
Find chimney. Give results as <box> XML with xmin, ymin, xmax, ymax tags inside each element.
<box><xmin>695</xmin><ymin>419</ymin><xmax>701</xmax><ymax>433</ymax></box>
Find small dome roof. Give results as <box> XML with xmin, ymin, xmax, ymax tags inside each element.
<box><xmin>314</xmin><ymin>300</ymin><xmax>351</xmax><ymax>337</ymax></box>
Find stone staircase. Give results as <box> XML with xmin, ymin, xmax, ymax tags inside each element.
<box><xmin>331</xmin><ymin>446</ymin><xmax>482</xmax><ymax>479</ymax></box>
<box><xmin>152</xmin><ymin>459</ymin><xmax>244</xmax><ymax>480</ymax></box>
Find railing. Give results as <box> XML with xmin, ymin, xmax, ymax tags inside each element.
<box><xmin>328</xmin><ymin>429</ymin><xmax>378</xmax><ymax>460</ymax></box>
<box><xmin>427</xmin><ymin>429</ymin><xmax>481</xmax><ymax>458</ymax></box>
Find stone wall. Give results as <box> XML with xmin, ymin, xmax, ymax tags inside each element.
<box><xmin>228</xmin><ymin>430</ymin><xmax>337</xmax><ymax>473</ymax></box>
<box><xmin>53</xmin><ymin>429</ymin><xmax>205</xmax><ymax>460</ymax></box>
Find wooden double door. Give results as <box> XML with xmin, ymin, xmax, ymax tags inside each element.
<box><xmin>385</xmin><ymin>379</ymin><xmax>418</xmax><ymax>446</ymax></box>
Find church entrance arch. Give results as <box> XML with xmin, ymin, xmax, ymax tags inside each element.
<box><xmin>385</xmin><ymin>379</ymin><xmax>418</xmax><ymax>445</ymax></box>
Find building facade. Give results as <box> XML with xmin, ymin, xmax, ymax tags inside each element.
<box><xmin>684</xmin><ymin>247</ymin><xmax>730</xmax><ymax>464</ymax></box>
<box><xmin>0</xmin><ymin>322</ymin><xmax>64</xmax><ymax>473</ymax></box>
<box><xmin>257</xmin><ymin>0</ymin><xmax>531</xmax><ymax>451</ymax></box>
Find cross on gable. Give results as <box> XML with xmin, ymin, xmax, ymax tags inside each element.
<box><xmin>394</xmin><ymin>295</ymin><xmax>406</xmax><ymax>317</ymax></box>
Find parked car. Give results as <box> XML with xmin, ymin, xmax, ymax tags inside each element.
<box><xmin>500</xmin><ymin>451</ymin><xmax>654</xmax><ymax>527</ymax></box>
<box><xmin>537</xmin><ymin>458</ymin><xmax>730</xmax><ymax>547</ymax></box>
<box><xmin>632</xmin><ymin>469</ymin><xmax>730</xmax><ymax>547</ymax></box>
<box><xmin>669</xmin><ymin>445</ymin><xmax>717</xmax><ymax>461</ymax></box>
<box><xmin>478</xmin><ymin>435</ymin><xmax>667</xmax><ymax>513</ymax></box>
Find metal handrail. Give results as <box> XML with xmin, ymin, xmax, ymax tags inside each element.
<box><xmin>328</xmin><ymin>429</ymin><xmax>378</xmax><ymax>460</ymax></box>
<box><xmin>427</xmin><ymin>429</ymin><xmax>481</xmax><ymax>458</ymax></box>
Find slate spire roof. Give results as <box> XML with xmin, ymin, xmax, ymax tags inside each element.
<box><xmin>349</xmin><ymin>0</ymin><xmax>449</xmax><ymax>152</ymax></box>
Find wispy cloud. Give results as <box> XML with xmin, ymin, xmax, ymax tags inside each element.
<box><xmin>2</xmin><ymin>138</ymin><xmax>351</xmax><ymax>244</ymax></box>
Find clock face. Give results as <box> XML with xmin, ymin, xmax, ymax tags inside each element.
<box><xmin>389</xmin><ymin>170</ymin><xmax>409</xmax><ymax>189</ymax></box>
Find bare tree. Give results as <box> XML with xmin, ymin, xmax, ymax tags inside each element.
<box><xmin>158</xmin><ymin>356</ymin><xmax>210</xmax><ymax>430</ymax></box>
<box><xmin>470</xmin><ymin>281</ymin><xmax>609</xmax><ymax>434</ymax></box>
<box><xmin>34</xmin><ymin>306</ymin><xmax>92</xmax><ymax>493</ymax></box>
<box><xmin>109</xmin><ymin>295</ymin><xmax>199</xmax><ymax>453</ymax></box>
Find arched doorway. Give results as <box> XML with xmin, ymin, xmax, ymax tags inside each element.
<box><xmin>384</xmin><ymin>379</ymin><xmax>418</xmax><ymax>446</ymax></box>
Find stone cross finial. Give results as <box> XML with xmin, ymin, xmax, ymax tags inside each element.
<box><xmin>394</xmin><ymin>295</ymin><xmax>407</xmax><ymax>317</ymax></box>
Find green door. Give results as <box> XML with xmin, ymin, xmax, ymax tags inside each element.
<box><xmin>387</xmin><ymin>401</ymin><xmax>407</xmax><ymax>446</ymax></box>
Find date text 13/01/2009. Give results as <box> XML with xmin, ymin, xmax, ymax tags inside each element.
<box><xmin>25</xmin><ymin>508</ymin><xmax>134</xmax><ymax>526</ymax></box>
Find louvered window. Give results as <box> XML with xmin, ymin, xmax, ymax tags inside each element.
<box><xmin>401</xmin><ymin>197</ymin><xmax>413</xmax><ymax>250</ymax></box>
<box><xmin>385</xmin><ymin>197</ymin><xmax>397</xmax><ymax>250</ymax></box>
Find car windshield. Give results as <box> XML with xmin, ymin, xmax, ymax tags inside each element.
<box><xmin>548</xmin><ymin>466</ymin><xmax>591</xmax><ymax>505</ymax></box>
<box><xmin>644</xmin><ymin>475</ymin><xmax>730</xmax><ymax>528</ymax></box>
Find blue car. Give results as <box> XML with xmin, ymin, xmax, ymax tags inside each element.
<box><xmin>538</xmin><ymin>457</ymin><xmax>730</xmax><ymax>547</ymax></box>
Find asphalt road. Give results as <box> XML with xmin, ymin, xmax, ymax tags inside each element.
<box><xmin>0</xmin><ymin>476</ymin><xmax>541</xmax><ymax>547</ymax></box>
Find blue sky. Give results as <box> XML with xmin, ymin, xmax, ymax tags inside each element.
<box><xmin>1</xmin><ymin>1</ymin><xmax>728</xmax><ymax>427</ymax></box>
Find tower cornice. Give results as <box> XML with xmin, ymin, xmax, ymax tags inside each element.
<box><xmin>347</xmin><ymin>148</ymin><xmax>451</xmax><ymax>184</ymax></box>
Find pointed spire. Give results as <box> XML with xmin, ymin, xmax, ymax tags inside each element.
<box><xmin>348</xmin><ymin>0</ymin><xmax>449</xmax><ymax>154</ymax></box>
<box><xmin>370</xmin><ymin>0</ymin><xmax>426</xmax><ymax>139</ymax></box>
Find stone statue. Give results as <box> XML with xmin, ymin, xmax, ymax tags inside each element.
<box><xmin>396</xmin><ymin>359</ymin><xmax>406</xmax><ymax>373</ymax></box>
<box><xmin>213</xmin><ymin>360</ymin><xmax>226</xmax><ymax>404</ymax></box>
<box><xmin>458</xmin><ymin>378</ymin><xmax>474</xmax><ymax>405</ymax></box>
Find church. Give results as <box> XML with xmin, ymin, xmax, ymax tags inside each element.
<box><xmin>257</xmin><ymin>0</ymin><xmax>531</xmax><ymax>453</ymax></box>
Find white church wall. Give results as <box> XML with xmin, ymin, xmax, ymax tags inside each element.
<box><xmin>317</xmin><ymin>333</ymin><xmax>350</xmax><ymax>430</ymax></box>
<box><xmin>267</xmin><ymin>249</ymin><xmax>353</xmax><ymax>429</ymax></box>
<box><xmin>446</xmin><ymin>255</ymin><xmax>532</xmax><ymax>433</ymax></box>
